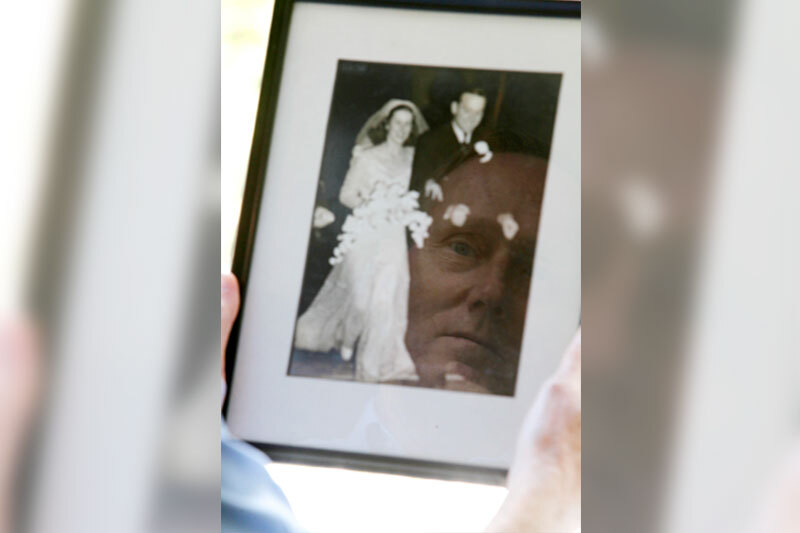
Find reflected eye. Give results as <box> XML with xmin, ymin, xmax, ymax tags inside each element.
<box><xmin>450</xmin><ymin>241</ymin><xmax>475</xmax><ymax>257</ymax></box>
<box><xmin>435</xmin><ymin>236</ymin><xmax>483</xmax><ymax>272</ymax></box>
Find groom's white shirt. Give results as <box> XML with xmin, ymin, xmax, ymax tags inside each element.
<box><xmin>451</xmin><ymin>121</ymin><xmax>472</xmax><ymax>144</ymax></box>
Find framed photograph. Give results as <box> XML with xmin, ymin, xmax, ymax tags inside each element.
<box><xmin>225</xmin><ymin>0</ymin><xmax>580</xmax><ymax>483</ymax></box>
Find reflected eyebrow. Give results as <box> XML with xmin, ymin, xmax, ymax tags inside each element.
<box><xmin>438</xmin><ymin>216</ymin><xmax>537</xmax><ymax>255</ymax></box>
<box><xmin>438</xmin><ymin>216</ymin><xmax>495</xmax><ymax>237</ymax></box>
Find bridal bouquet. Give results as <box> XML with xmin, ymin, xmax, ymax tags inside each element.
<box><xmin>329</xmin><ymin>181</ymin><xmax>433</xmax><ymax>266</ymax></box>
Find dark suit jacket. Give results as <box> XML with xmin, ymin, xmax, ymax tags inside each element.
<box><xmin>409</xmin><ymin>122</ymin><xmax>487</xmax><ymax>195</ymax></box>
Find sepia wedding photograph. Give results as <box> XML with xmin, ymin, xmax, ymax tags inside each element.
<box><xmin>225</xmin><ymin>0</ymin><xmax>580</xmax><ymax>477</ymax></box>
<box><xmin>287</xmin><ymin>60</ymin><xmax>562</xmax><ymax>396</ymax></box>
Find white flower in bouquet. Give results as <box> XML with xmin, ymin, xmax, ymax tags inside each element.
<box><xmin>329</xmin><ymin>183</ymin><xmax>432</xmax><ymax>264</ymax></box>
<box><xmin>312</xmin><ymin>206</ymin><xmax>335</xmax><ymax>228</ymax></box>
<box><xmin>407</xmin><ymin>210</ymin><xmax>433</xmax><ymax>249</ymax></box>
<box><xmin>424</xmin><ymin>179</ymin><xmax>444</xmax><ymax>201</ymax></box>
<box><xmin>444</xmin><ymin>203</ymin><xmax>471</xmax><ymax>227</ymax></box>
<box><xmin>497</xmin><ymin>212</ymin><xmax>519</xmax><ymax>240</ymax></box>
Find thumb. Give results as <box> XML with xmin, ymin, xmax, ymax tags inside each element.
<box><xmin>221</xmin><ymin>273</ymin><xmax>240</xmax><ymax>380</ymax></box>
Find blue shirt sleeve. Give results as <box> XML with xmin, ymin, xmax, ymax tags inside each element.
<box><xmin>221</xmin><ymin>420</ymin><xmax>306</xmax><ymax>533</ymax></box>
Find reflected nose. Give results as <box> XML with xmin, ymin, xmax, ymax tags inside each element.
<box><xmin>466</xmin><ymin>252</ymin><xmax>511</xmax><ymax>318</ymax></box>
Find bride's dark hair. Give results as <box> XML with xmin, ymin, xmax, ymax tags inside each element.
<box><xmin>367</xmin><ymin>104</ymin><xmax>419</xmax><ymax>146</ymax></box>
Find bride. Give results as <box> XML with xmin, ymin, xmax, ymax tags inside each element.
<box><xmin>294</xmin><ymin>100</ymin><xmax>431</xmax><ymax>382</ymax></box>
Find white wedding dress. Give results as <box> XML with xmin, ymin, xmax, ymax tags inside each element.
<box><xmin>294</xmin><ymin>142</ymin><xmax>430</xmax><ymax>382</ymax></box>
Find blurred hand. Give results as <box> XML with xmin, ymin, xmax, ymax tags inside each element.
<box><xmin>424</xmin><ymin>179</ymin><xmax>444</xmax><ymax>201</ymax></box>
<box><xmin>487</xmin><ymin>330</ymin><xmax>581</xmax><ymax>532</ymax></box>
<box><xmin>0</xmin><ymin>318</ymin><xmax>41</xmax><ymax>533</ymax></box>
<box><xmin>753</xmin><ymin>444</ymin><xmax>800</xmax><ymax>533</ymax></box>
<box><xmin>221</xmin><ymin>273</ymin><xmax>240</xmax><ymax>384</ymax></box>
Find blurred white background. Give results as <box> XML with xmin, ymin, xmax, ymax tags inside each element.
<box><xmin>0</xmin><ymin>0</ymin><xmax>70</xmax><ymax>310</ymax></box>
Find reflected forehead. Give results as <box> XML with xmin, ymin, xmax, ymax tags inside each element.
<box><xmin>438</xmin><ymin>214</ymin><xmax>537</xmax><ymax>252</ymax></box>
<box><xmin>441</xmin><ymin>154</ymin><xmax>545</xmax><ymax>206</ymax></box>
<box><xmin>430</xmin><ymin>153</ymin><xmax>546</xmax><ymax>235</ymax></box>
<box><xmin>429</xmin><ymin>153</ymin><xmax>546</xmax><ymax>247</ymax></box>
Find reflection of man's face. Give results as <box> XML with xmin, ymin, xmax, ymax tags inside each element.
<box><xmin>452</xmin><ymin>93</ymin><xmax>486</xmax><ymax>135</ymax></box>
<box><xmin>406</xmin><ymin>153</ymin><xmax>547</xmax><ymax>395</ymax></box>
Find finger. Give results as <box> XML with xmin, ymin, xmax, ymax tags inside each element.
<box><xmin>0</xmin><ymin>318</ymin><xmax>41</xmax><ymax>533</ymax></box>
<box><xmin>221</xmin><ymin>273</ymin><xmax>240</xmax><ymax>379</ymax></box>
<box><xmin>0</xmin><ymin>317</ymin><xmax>41</xmax><ymax>422</ymax></box>
<box><xmin>442</xmin><ymin>362</ymin><xmax>490</xmax><ymax>393</ymax></box>
<box><xmin>443</xmin><ymin>380</ymin><xmax>490</xmax><ymax>394</ymax></box>
<box><xmin>755</xmin><ymin>443</ymin><xmax>800</xmax><ymax>532</ymax></box>
<box><xmin>444</xmin><ymin>361</ymin><xmax>481</xmax><ymax>383</ymax></box>
<box><xmin>0</xmin><ymin>317</ymin><xmax>38</xmax><ymax>363</ymax></box>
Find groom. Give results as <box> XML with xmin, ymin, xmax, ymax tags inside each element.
<box><xmin>409</xmin><ymin>88</ymin><xmax>488</xmax><ymax>199</ymax></box>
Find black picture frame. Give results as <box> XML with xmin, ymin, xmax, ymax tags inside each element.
<box><xmin>224</xmin><ymin>0</ymin><xmax>580</xmax><ymax>484</ymax></box>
